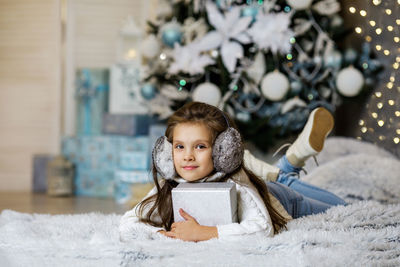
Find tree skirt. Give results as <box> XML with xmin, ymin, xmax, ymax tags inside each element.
<box><xmin>1</xmin><ymin>137</ymin><xmax>400</xmax><ymax>266</ymax></box>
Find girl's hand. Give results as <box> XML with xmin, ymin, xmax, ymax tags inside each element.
<box><xmin>165</xmin><ymin>209</ymin><xmax>218</xmax><ymax>242</ymax></box>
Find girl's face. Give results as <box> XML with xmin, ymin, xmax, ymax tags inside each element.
<box><xmin>172</xmin><ymin>122</ymin><xmax>214</xmax><ymax>182</ymax></box>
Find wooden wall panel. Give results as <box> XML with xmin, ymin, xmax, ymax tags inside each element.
<box><xmin>0</xmin><ymin>0</ymin><xmax>62</xmax><ymax>191</ymax></box>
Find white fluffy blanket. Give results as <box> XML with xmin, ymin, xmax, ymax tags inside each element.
<box><xmin>1</xmin><ymin>137</ymin><xmax>400</xmax><ymax>267</ymax></box>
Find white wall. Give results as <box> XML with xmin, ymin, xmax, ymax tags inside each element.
<box><xmin>0</xmin><ymin>0</ymin><xmax>157</xmax><ymax>191</ymax></box>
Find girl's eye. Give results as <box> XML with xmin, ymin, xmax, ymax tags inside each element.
<box><xmin>196</xmin><ymin>144</ymin><xmax>207</xmax><ymax>149</ymax></box>
<box><xmin>175</xmin><ymin>144</ymin><xmax>184</xmax><ymax>149</ymax></box>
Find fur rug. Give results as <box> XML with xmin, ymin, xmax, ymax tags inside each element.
<box><xmin>1</xmin><ymin>137</ymin><xmax>400</xmax><ymax>267</ymax></box>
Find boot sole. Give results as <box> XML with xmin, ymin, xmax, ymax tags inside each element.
<box><xmin>309</xmin><ymin>108</ymin><xmax>334</xmax><ymax>152</ymax></box>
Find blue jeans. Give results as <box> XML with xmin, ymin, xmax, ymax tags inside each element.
<box><xmin>267</xmin><ymin>156</ymin><xmax>346</xmax><ymax>219</ymax></box>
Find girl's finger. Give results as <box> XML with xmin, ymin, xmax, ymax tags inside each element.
<box><xmin>164</xmin><ymin>231</ymin><xmax>176</xmax><ymax>238</ymax></box>
<box><xmin>179</xmin><ymin>208</ymin><xmax>194</xmax><ymax>221</ymax></box>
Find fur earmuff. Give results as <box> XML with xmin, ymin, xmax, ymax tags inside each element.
<box><xmin>152</xmin><ymin>136</ymin><xmax>176</xmax><ymax>179</ymax></box>
<box><xmin>212</xmin><ymin>127</ymin><xmax>244</xmax><ymax>174</ymax></box>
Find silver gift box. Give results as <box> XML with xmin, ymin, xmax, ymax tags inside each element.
<box><xmin>172</xmin><ymin>182</ymin><xmax>237</xmax><ymax>226</ymax></box>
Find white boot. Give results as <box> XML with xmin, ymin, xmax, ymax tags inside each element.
<box><xmin>286</xmin><ymin>107</ymin><xmax>334</xmax><ymax>167</ymax></box>
<box><xmin>243</xmin><ymin>150</ymin><xmax>280</xmax><ymax>182</ymax></box>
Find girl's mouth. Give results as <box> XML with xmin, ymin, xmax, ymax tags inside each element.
<box><xmin>183</xmin><ymin>166</ymin><xmax>198</xmax><ymax>170</ymax></box>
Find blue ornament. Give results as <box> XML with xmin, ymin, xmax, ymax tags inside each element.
<box><xmin>241</xmin><ymin>6</ymin><xmax>258</xmax><ymax>22</ymax></box>
<box><xmin>236</xmin><ymin>112</ymin><xmax>251</xmax><ymax>122</ymax></box>
<box><xmin>140</xmin><ymin>83</ymin><xmax>157</xmax><ymax>100</ymax></box>
<box><xmin>344</xmin><ymin>48</ymin><xmax>358</xmax><ymax>64</ymax></box>
<box><xmin>324</xmin><ymin>51</ymin><xmax>342</xmax><ymax>68</ymax></box>
<box><xmin>161</xmin><ymin>23</ymin><xmax>182</xmax><ymax>48</ymax></box>
<box><xmin>290</xmin><ymin>81</ymin><xmax>302</xmax><ymax>94</ymax></box>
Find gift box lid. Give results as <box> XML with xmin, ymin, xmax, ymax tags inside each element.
<box><xmin>172</xmin><ymin>182</ymin><xmax>237</xmax><ymax>226</ymax></box>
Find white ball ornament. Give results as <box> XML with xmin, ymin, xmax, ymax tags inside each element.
<box><xmin>336</xmin><ymin>66</ymin><xmax>364</xmax><ymax>97</ymax></box>
<box><xmin>286</xmin><ymin>0</ymin><xmax>313</xmax><ymax>10</ymax></box>
<box><xmin>192</xmin><ymin>82</ymin><xmax>221</xmax><ymax>106</ymax></box>
<box><xmin>141</xmin><ymin>35</ymin><xmax>160</xmax><ymax>59</ymax></box>
<box><xmin>261</xmin><ymin>71</ymin><xmax>289</xmax><ymax>101</ymax></box>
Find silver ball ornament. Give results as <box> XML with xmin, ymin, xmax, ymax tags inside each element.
<box><xmin>261</xmin><ymin>71</ymin><xmax>289</xmax><ymax>101</ymax></box>
<box><xmin>336</xmin><ymin>66</ymin><xmax>364</xmax><ymax>97</ymax></box>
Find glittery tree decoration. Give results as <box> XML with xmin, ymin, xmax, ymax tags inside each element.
<box><xmin>349</xmin><ymin>0</ymin><xmax>400</xmax><ymax>157</ymax></box>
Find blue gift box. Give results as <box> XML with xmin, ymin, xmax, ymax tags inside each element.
<box><xmin>120</xmin><ymin>136</ymin><xmax>150</xmax><ymax>152</ymax></box>
<box><xmin>62</xmin><ymin>135</ymin><xmax>152</xmax><ymax>198</ymax></box>
<box><xmin>119</xmin><ymin>151</ymin><xmax>149</xmax><ymax>170</ymax></box>
<box><xmin>76</xmin><ymin>68</ymin><xmax>109</xmax><ymax>136</ymax></box>
<box><xmin>62</xmin><ymin>137</ymin><xmax>81</xmax><ymax>164</ymax></box>
<box><xmin>149</xmin><ymin>123</ymin><xmax>167</xmax><ymax>150</ymax></box>
<box><xmin>114</xmin><ymin>170</ymin><xmax>153</xmax><ymax>204</ymax></box>
<box><xmin>75</xmin><ymin>167</ymin><xmax>114</xmax><ymax>197</ymax></box>
<box><xmin>102</xmin><ymin>113</ymin><xmax>150</xmax><ymax>136</ymax></box>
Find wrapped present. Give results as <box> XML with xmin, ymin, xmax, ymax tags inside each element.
<box><xmin>76</xmin><ymin>68</ymin><xmax>109</xmax><ymax>136</ymax></box>
<box><xmin>120</xmin><ymin>136</ymin><xmax>150</xmax><ymax>152</ymax></box>
<box><xmin>102</xmin><ymin>113</ymin><xmax>150</xmax><ymax>136</ymax></box>
<box><xmin>75</xmin><ymin>167</ymin><xmax>114</xmax><ymax>198</ymax></box>
<box><xmin>61</xmin><ymin>137</ymin><xmax>81</xmax><ymax>164</ymax></box>
<box><xmin>172</xmin><ymin>183</ymin><xmax>238</xmax><ymax>226</ymax></box>
<box><xmin>32</xmin><ymin>154</ymin><xmax>54</xmax><ymax>193</ymax></box>
<box><xmin>114</xmin><ymin>170</ymin><xmax>153</xmax><ymax>204</ymax></box>
<box><xmin>119</xmin><ymin>151</ymin><xmax>149</xmax><ymax>170</ymax></box>
<box><xmin>149</xmin><ymin>123</ymin><xmax>167</xmax><ymax>150</ymax></box>
<box><xmin>109</xmin><ymin>63</ymin><xmax>149</xmax><ymax>114</ymax></box>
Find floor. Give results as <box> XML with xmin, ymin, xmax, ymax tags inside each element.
<box><xmin>0</xmin><ymin>192</ymin><xmax>132</xmax><ymax>215</ymax></box>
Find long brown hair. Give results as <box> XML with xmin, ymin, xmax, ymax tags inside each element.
<box><xmin>137</xmin><ymin>102</ymin><xmax>288</xmax><ymax>232</ymax></box>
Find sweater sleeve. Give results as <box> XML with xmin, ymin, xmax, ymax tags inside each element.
<box><xmin>119</xmin><ymin>185</ymin><xmax>164</xmax><ymax>242</ymax></box>
<box><xmin>216</xmin><ymin>183</ymin><xmax>274</xmax><ymax>240</ymax></box>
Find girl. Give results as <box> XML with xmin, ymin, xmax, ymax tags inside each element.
<box><xmin>119</xmin><ymin>102</ymin><xmax>346</xmax><ymax>242</ymax></box>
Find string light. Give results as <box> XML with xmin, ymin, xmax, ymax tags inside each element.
<box><xmin>350</xmin><ymin>1</ymin><xmax>400</xmax><ymax>152</ymax></box>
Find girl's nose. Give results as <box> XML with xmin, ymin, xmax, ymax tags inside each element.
<box><xmin>184</xmin><ymin>149</ymin><xmax>194</xmax><ymax>161</ymax></box>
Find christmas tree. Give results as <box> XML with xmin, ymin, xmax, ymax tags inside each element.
<box><xmin>349</xmin><ymin>0</ymin><xmax>400</xmax><ymax>157</ymax></box>
<box><xmin>139</xmin><ymin>0</ymin><xmax>380</xmax><ymax>150</ymax></box>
